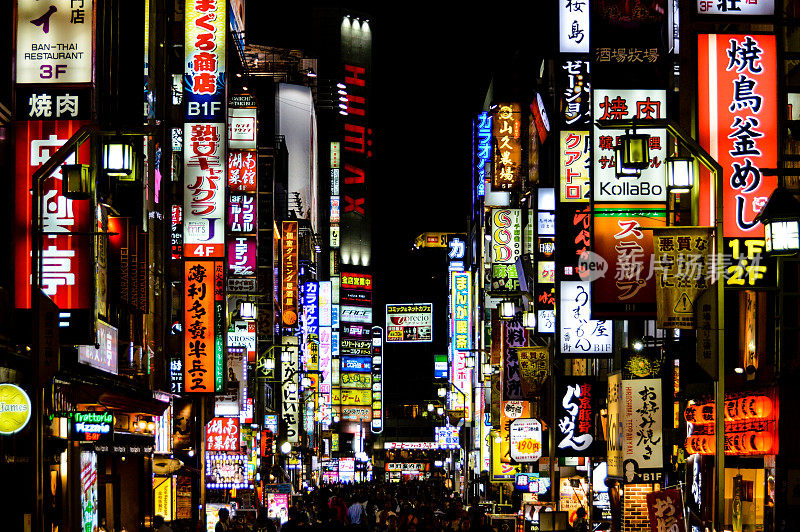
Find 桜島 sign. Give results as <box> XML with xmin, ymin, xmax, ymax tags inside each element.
<box><xmin>509</xmin><ymin>418</ymin><xmax>543</xmax><ymax>462</ymax></box>
<box><xmin>592</xmin><ymin>89</ymin><xmax>667</xmax><ymax>203</ymax></box>
<box><xmin>559</xmin><ymin>281</ymin><xmax>612</xmax><ymax>355</ymax></box>
<box><xmin>559</xmin><ymin>0</ymin><xmax>589</xmax><ymax>53</ymax></box>
<box><xmin>622</xmin><ymin>379</ymin><xmax>663</xmax><ymax>483</ymax></box>
<box><xmin>652</xmin><ymin>227</ymin><xmax>713</xmax><ymax>329</ymax></box>
<box><xmin>698</xmin><ymin>34</ymin><xmax>777</xmax><ymax>238</ymax></box>
<box><xmin>184</xmin><ymin>261</ymin><xmax>216</xmax><ymax>392</ymax></box>
<box><xmin>556</xmin><ymin>379</ymin><xmax>594</xmax><ymax>456</ymax></box>
<box><xmin>16</xmin><ymin>0</ymin><xmax>94</xmax><ymax>84</ymax></box>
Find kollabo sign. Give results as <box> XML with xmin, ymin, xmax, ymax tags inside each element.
<box><xmin>592</xmin><ymin>89</ymin><xmax>667</xmax><ymax>203</ymax></box>
<box><xmin>0</xmin><ymin>383</ymin><xmax>32</xmax><ymax>435</ymax></box>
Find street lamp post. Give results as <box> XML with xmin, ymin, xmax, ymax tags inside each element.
<box><xmin>598</xmin><ymin>118</ymin><xmax>725</xmax><ymax>531</ymax></box>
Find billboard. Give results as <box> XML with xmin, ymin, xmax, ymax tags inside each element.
<box><xmin>386</xmin><ymin>303</ymin><xmax>433</xmax><ymax>343</ymax></box>
<box><xmin>280</xmin><ymin>337</ymin><xmax>299</xmax><ymax>443</ymax></box>
<box><xmin>559</xmin><ymin>281</ymin><xmax>612</xmax><ymax>355</ymax></box>
<box><xmin>698</xmin><ymin>34</ymin><xmax>777</xmax><ymax>238</ymax></box>
<box><xmin>78</xmin><ymin>321</ymin><xmax>118</xmax><ymax>375</ymax></box>
<box><xmin>560</xmin><ymin>131</ymin><xmax>590</xmax><ymax>202</ymax></box>
<box><xmin>281</xmin><ymin>221</ymin><xmax>298</xmax><ymax>326</ymax></box>
<box><xmin>14</xmin><ymin>120</ymin><xmax>93</xmax><ymax>310</ymax></box>
<box><xmin>592</xmin><ymin>89</ymin><xmax>667</xmax><ymax>203</ymax></box>
<box><xmin>183</xmin><ymin>123</ymin><xmax>225</xmax><ymax>257</ymax></box>
<box><xmin>491</xmin><ymin>209</ymin><xmax>522</xmax><ymax>264</ymax></box>
<box><xmin>559</xmin><ymin>0</ymin><xmax>589</xmax><ymax>53</ymax></box>
<box><xmin>556</xmin><ymin>378</ymin><xmax>595</xmax><ymax>456</ymax></box>
<box><xmin>509</xmin><ymin>418</ymin><xmax>543</xmax><ymax>462</ymax></box>
<box><xmin>16</xmin><ymin>0</ymin><xmax>94</xmax><ymax>84</ymax></box>
<box><xmin>228</xmin><ymin>107</ymin><xmax>257</xmax><ymax>149</ymax></box>
<box><xmin>228</xmin><ymin>150</ymin><xmax>257</xmax><ymax>193</ymax></box>
<box><xmin>492</xmin><ymin>103</ymin><xmax>522</xmax><ymax>191</ymax></box>
<box><xmin>184</xmin><ymin>261</ymin><xmax>217</xmax><ymax>392</ymax></box>
<box><xmin>621</xmin><ymin>379</ymin><xmax>664</xmax><ymax>483</ymax></box>
<box><xmin>184</xmin><ymin>0</ymin><xmax>226</xmax><ymax>121</ymax></box>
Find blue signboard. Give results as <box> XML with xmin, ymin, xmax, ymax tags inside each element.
<box><xmin>341</xmin><ymin>355</ymin><xmax>371</xmax><ymax>372</ymax></box>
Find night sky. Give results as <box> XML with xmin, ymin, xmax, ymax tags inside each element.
<box><xmin>250</xmin><ymin>3</ymin><xmax>556</xmax><ymax>402</ymax></box>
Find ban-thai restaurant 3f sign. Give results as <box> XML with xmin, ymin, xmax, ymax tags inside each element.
<box><xmin>698</xmin><ymin>34</ymin><xmax>777</xmax><ymax>238</ymax></box>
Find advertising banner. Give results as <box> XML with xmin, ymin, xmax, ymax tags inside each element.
<box><xmin>559</xmin><ymin>60</ymin><xmax>591</xmax><ymax>128</ymax></box>
<box><xmin>516</xmin><ymin>347</ymin><xmax>549</xmax><ymax>397</ymax></box>
<box><xmin>184</xmin><ymin>261</ymin><xmax>216</xmax><ymax>392</ymax></box>
<box><xmin>698</xmin><ymin>34</ymin><xmax>777</xmax><ymax>238</ymax></box>
<box><xmin>435</xmin><ymin>426</ymin><xmax>460</xmax><ymax>449</ymax></box>
<box><xmin>646</xmin><ymin>489</ymin><xmax>686</xmax><ymax>532</ymax></box>
<box><xmin>228</xmin><ymin>107</ymin><xmax>257</xmax><ymax>149</ymax></box>
<box><xmin>78</xmin><ymin>320</ymin><xmax>118</xmax><ymax>374</ymax></box>
<box><xmin>80</xmin><ymin>451</ymin><xmax>98</xmax><ymax>532</ymax></box>
<box><xmin>183</xmin><ymin>123</ymin><xmax>225</xmax><ymax>257</ymax></box>
<box><xmin>592</xmin><ymin>89</ymin><xmax>667</xmax><ymax>203</ymax></box>
<box><xmin>451</xmin><ymin>272</ymin><xmax>472</xmax><ymax>352</ymax></box>
<box><xmin>184</xmin><ymin>0</ymin><xmax>226</xmax><ymax>121</ymax></box>
<box><xmin>653</xmin><ymin>227</ymin><xmax>713</xmax><ymax>329</ymax></box>
<box><xmin>607</xmin><ymin>373</ymin><xmax>623</xmax><ymax>477</ymax></box>
<box><xmin>556</xmin><ymin>378</ymin><xmax>595</xmax><ymax>456</ymax></box>
<box><xmin>510</xmin><ymin>418</ymin><xmax>543</xmax><ymax>462</ymax></box>
<box><xmin>475</xmin><ymin>112</ymin><xmax>491</xmax><ymax>197</ymax></box>
<box><xmin>281</xmin><ymin>221</ymin><xmax>298</xmax><ymax>326</ymax></box>
<box><xmin>559</xmin><ymin>281</ymin><xmax>613</xmax><ymax>355</ymax></box>
<box><xmin>14</xmin><ymin>120</ymin><xmax>92</xmax><ymax>310</ymax></box>
<box><xmin>227</xmin><ymin>235</ymin><xmax>256</xmax><ymax>277</ymax></box>
<box><xmin>697</xmin><ymin>0</ymin><xmax>773</xmax><ymax>15</ymax></box>
<box><xmin>621</xmin><ymin>379</ymin><xmax>664</xmax><ymax>483</ymax></box>
<box><xmin>386</xmin><ymin>303</ymin><xmax>433</xmax><ymax>343</ymax></box>
<box><xmin>500</xmin><ymin>400</ymin><xmax>530</xmax><ymax>464</ymax></box>
<box><xmin>228</xmin><ymin>150</ymin><xmax>257</xmax><ymax>192</ymax></box>
<box><xmin>492</xmin><ymin>103</ymin><xmax>522</xmax><ymax>190</ymax></box>
<box><xmin>205</xmin><ymin>417</ymin><xmax>239</xmax><ymax>452</ymax></box>
<box><xmin>225</xmin><ymin>345</ymin><xmax>245</xmax><ymax>409</ymax></box>
<box><xmin>491</xmin><ymin>208</ymin><xmax>522</xmax><ymax>264</ymax></box>
<box><xmin>227</xmin><ymin>193</ymin><xmax>256</xmax><ymax>233</ymax></box>
<box><xmin>592</xmin><ymin>205</ymin><xmax>665</xmax><ymax>316</ymax></box>
<box><xmin>280</xmin><ymin>337</ymin><xmax>299</xmax><ymax>442</ymax></box>
<box><xmin>340</xmin><ymin>372</ymin><xmax>371</xmax><ymax>389</ymax></box>
<box><xmin>560</xmin><ymin>131</ymin><xmax>590</xmax><ymax>202</ymax></box>
<box><xmin>16</xmin><ymin>0</ymin><xmax>94</xmax><ymax>84</ymax></box>
<box><xmin>333</xmin><ymin>388</ymin><xmax>371</xmax><ymax>406</ymax></box>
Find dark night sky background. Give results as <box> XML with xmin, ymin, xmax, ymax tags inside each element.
<box><xmin>251</xmin><ymin>3</ymin><xmax>556</xmax><ymax>403</ymax></box>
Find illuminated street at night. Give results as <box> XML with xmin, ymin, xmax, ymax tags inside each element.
<box><xmin>2</xmin><ymin>1</ymin><xmax>800</xmax><ymax>531</ymax></box>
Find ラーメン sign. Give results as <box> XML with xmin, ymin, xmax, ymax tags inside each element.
<box><xmin>509</xmin><ymin>418</ymin><xmax>543</xmax><ymax>462</ymax></box>
<box><xmin>0</xmin><ymin>383</ymin><xmax>32</xmax><ymax>435</ymax></box>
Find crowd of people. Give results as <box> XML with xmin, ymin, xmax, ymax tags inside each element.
<box><xmin>206</xmin><ymin>480</ymin><xmax>499</xmax><ymax>532</ymax></box>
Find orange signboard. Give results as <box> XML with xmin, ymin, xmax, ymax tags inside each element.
<box><xmin>184</xmin><ymin>261</ymin><xmax>216</xmax><ymax>392</ymax></box>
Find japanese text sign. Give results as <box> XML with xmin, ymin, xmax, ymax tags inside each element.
<box><xmin>14</xmin><ymin>120</ymin><xmax>92</xmax><ymax>309</ymax></box>
<box><xmin>622</xmin><ymin>378</ymin><xmax>663</xmax><ymax>483</ymax></box>
<box><xmin>451</xmin><ymin>272</ymin><xmax>472</xmax><ymax>352</ymax></box>
<box><xmin>206</xmin><ymin>417</ymin><xmax>240</xmax><ymax>451</ymax></box>
<box><xmin>226</xmin><ymin>236</ymin><xmax>255</xmax><ymax>277</ymax></box>
<box><xmin>228</xmin><ymin>107</ymin><xmax>256</xmax><ymax>149</ymax></box>
<box><xmin>183</xmin><ymin>123</ymin><xmax>225</xmax><ymax>257</ymax></box>
<box><xmin>652</xmin><ymin>227</ymin><xmax>713</xmax><ymax>328</ymax></box>
<box><xmin>184</xmin><ymin>0</ymin><xmax>226</xmax><ymax>121</ymax></box>
<box><xmin>386</xmin><ymin>303</ymin><xmax>433</xmax><ymax>343</ymax></box>
<box><xmin>475</xmin><ymin>112</ymin><xmax>491</xmax><ymax>197</ymax></box>
<box><xmin>592</xmin><ymin>89</ymin><xmax>667</xmax><ymax>202</ymax></box>
<box><xmin>516</xmin><ymin>347</ymin><xmax>549</xmax><ymax>397</ymax></box>
<box><xmin>510</xmin><ymin>418</ymin><xmax>543</xmax><ymax>462</ymax></box>
<box><xmin>560</xmin><ymin>131</ymin><xmax>590</xmax><ymax>202</ymax></box>
<box><xmin>228</xmin><ymin>150</ymin><xmax>257</xmax><ymax>192</ymax></box>
<box><xmin>646</xmin><ymin>489</ymin><xmax>686</xmax><ymax>532</ymax></box>
<box><xmin>492</xmin><ymin>103</ymin><xmax>522</xmax><ymax>190</ymax></box>
<box><xmin>559</xmin><ymin>281</ymin><xmax>612</xmax><ymax>355</ymax></box>
<box><xmin>560</xmin><ymin>60</ymin><xmax>591</xmax><ymax>128</ymax></box>
<box><xmin>500</xmin><ymin>400</ymin><xmax>530</xmax><ymax>464</ymax></box>
<box><xmin>491</xmin><ymin>209</ymin><xmax>522</xmax><ymax>264</ymax></box>
<box><xmin>560</xmin><ymin>0</ymin><xmax>589</xmax><ymax>53</ymax></box>
<box><xmin>556</xmin><ymin>378</ymin><xmax>595</xmax><ymax>457</ymax></box>
<box><xmin>16</xmin><ymin>0</ymin><xmax>94</xmax><ymax>84</ymax></box>
<box><xmin>592</xmin><ymin>205</ymin><xmax>665</xmax><ymax>315</ymax></box>
<box><xmin>227</xmin><ymin>193</ymin><xmax>256</xmax><ymax>233</ymax></box>
<box><xmin>281</xmin><ymin>221</ymin><xmax>298</xmax><ymax>327</ymax></box>
<box><xmin>697</xmin><ymin>0</ymin><xmax>773</xmax><ymax>15</ymax></box>
<box><xmin>698</xmin><ymin>34</ymin><xmax>777</xmax><ymax>237</ymax></box>
<box><xmin>184</xmin><ymin>261</ymin><xmax>216</xmax><ymax>392</ymax></box>
<box><xmin>281</xmin><ymin>337</ymin><xmax>299</xmax><ymax>442</ymax></box>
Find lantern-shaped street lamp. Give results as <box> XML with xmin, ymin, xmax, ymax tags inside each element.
<box><xmin>103</xmin><ymin>140</ymin><xmax>134</xmax><ymax>178</ymax></box>
<box><xmin>614</xmin><ymin>145</ymin><xmax>641</xmax><ymax>178</ymax></box>
<box><xmin>666</xmin><ymin>157</ymin><xmax>695</xmax><ymax>193</ymax></box>
<box><xmin>758</xmin><ymin>187</ymin><xmax>800</xmax><ymax>255</ymax></box>
<box><xmin>522</xmin><ymin>311</ymin><xmax>536</xmax><ymax>329</ymax></box>
<box><xmin>618</xmin><ymin>133</ymin><xmax>650</xmax><ymax>170</ymax></box>
<box><xmin>499</xmin><ymin>300</ymin><xmax>515</xmax><ymax>320</ymax></box>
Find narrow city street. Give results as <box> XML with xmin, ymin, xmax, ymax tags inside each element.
<box><xmin>1</xmin><ymin>1</ymin><xmax>799</xmax><ymax>532</ymax></box>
